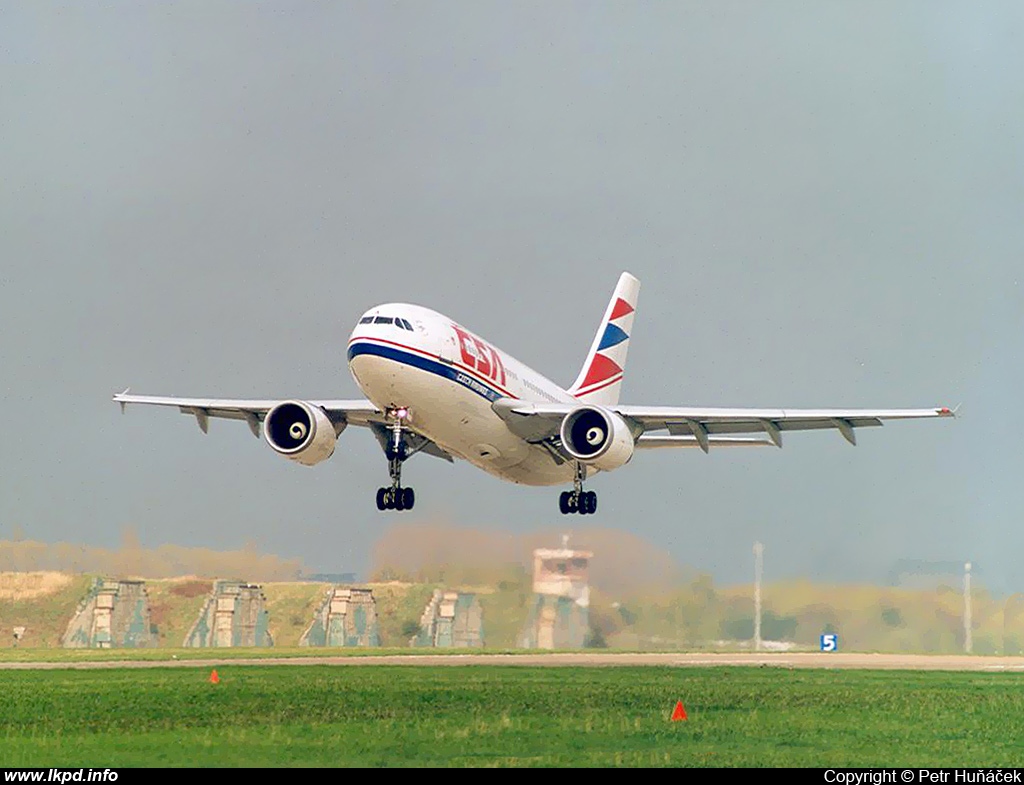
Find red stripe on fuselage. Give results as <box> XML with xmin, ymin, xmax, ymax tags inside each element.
<box><xmin>573</xmin><ymin>373</ymin><xmax>623</xmax><ymax>398</ymax></box>
<box><xmin>348</xmin><ymin>334</ymin><xmax>518</xmax><ymax>400</ymax></box>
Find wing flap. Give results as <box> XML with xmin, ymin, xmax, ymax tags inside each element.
<box><xmin>494</xmin><ymin>399</ymin><xmax>953</xmax><ymax>447</ymax></box>
<box><xmin>637</xmin><ymin>434</ymin><xmax>776</xmax><ymax>449</ymax></box>
<box><xmin>491</xmin><ymin>398</ymin><xmax>563</xmax><ymax>442</ymax></box>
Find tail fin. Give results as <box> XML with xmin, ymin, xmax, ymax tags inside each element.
<box><xmin>568</xmin><ymin>271</ymin><xmax>640</xmax><ymax>405</ymax></box>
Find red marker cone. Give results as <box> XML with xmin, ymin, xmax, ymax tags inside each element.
<box><xmin>209</xmin><ymin>669</ymin><xmax>220</xmax><ymax>684</ymax></box>
<box><xmin>671</xmin><ymin>701</ymin><xmax>687</xmax><ymax>721</ymax></box>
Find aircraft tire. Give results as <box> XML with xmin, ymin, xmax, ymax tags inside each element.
<box><xmin>558</xmin><ymin>491</ymin><xmax>570</xmax><ymax>515</ymax></box>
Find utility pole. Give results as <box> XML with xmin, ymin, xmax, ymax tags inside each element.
<box><xmin>964</xmin><ymin>561</ymin><xmax>972</xmax><ymax>654</ymax></box>
<box><xmin>754</xmin><ymin>541</ymin><xmax>764</xmax><ymax>651</ymax></box>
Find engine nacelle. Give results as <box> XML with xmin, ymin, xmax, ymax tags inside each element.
<box><xmin>263</xmin><ymin>400</ymin><xmax>339</xmax><ymax>466</ymax></box>
<box><xmin>559</xmin><ymin>406</ymin><xmax>635</xmax><ymax>472</ymax></box>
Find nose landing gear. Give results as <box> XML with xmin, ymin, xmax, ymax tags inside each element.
<box><xmin>375</xmin><ymin>407</ymin><xmax>415</xmax><ymax>512</ymax></box>
<box><xmin>376</xmin><ymin>485</ymin><xmax>415</xmax><ymax>511</ymax></box>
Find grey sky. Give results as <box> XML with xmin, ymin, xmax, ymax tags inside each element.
<box><xmin>1</xmin><ymin>3</ymin><xmax>1020</xmax><ymax>590</ymax></box>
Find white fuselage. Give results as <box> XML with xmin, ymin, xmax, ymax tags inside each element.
<box><xmin>347</xmin><ymin>303</ymin><xmax>578</xmax><ymax>486</ymax></box>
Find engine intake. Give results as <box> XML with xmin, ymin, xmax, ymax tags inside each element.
<box><xmin>263</xmin><ymin>401</ymin><xmax>338</xmax><ymax>466</ymax></box>
<box><xmin>559</xmin><ymin>406</ymin><xmax>634</xmax><ymax>472</ymax></box>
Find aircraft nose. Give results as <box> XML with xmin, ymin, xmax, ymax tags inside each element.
<box><xmin>348</xmin><ymin>314</ymin><xmax>372</xmax><ymax>356</ymax></box>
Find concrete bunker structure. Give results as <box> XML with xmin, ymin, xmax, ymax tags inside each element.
<box><xmin>300</xmin><ymin>587</ymin><xmax>380</xmax><ymax>647</ymax></box>
<box><xmin>411</xmin><ymin>589</ymin><xmax>484</xmax><ymax>648</ymax></box>
<box><xmin>61</xmin><ymin>578</ymin><xmax>157</xmax><ymax>649</ymax></box>
<box><xmin>183</xmin><ymin>580</ymin><xmax>273</xmax><ymax>647</ymax></box>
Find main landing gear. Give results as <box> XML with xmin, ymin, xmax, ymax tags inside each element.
<box><xmin>558</xmin><ymin>461</ymin><xmax>597</xmax><ymax>515</ymax></box>
<box><xmin>376</xmin><ymin>408</ymin><xmax>415</xmax><ymax>512</ymax></box>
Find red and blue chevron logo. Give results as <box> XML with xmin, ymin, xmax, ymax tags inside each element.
<box><xmin>578</xmin><ymin>297</ymin><xmax>633</xmax><ymax>391</ymax></box>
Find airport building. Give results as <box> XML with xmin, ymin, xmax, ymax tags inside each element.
<box><xmin>519</xmin><ymin>540</ymin><xmax>592</xmax><ymax>649</ymax></box>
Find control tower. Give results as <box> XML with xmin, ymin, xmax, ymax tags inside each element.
<box><xmin>519</xmin><ymin>536</ymin><xmax>592</xmax><ymax>649</ymax></box>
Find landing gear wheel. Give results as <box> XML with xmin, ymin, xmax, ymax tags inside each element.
<box><xmin>578</xmin><ymin>492</ymin><xmax>590</xmax><ymax>516</ymax></box>
<box><xmin>559</xmin><ymin>491</ymin><xmax>571</xmax><ymax>515</ymax></box>
<box><xmin>394</xmin><ymin>488</ymin><xmax>406</xmax><ymax>511</ymax></box>
<box><xmin>402</xmin><ymin>487</ymin><xmax>415</xmax><ymax>510</ymax></box>
<box><xmin>376</xmin><ymin>487</ymin><xmax>388</xmax><ymax>511</ymax></box>
<box><xmin>558</xmin><ymin>462</ymin><xmax>597</xmax><ymax>515</ymax></box>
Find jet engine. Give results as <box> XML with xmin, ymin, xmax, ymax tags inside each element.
<box><xmin>263</xmin><ymin>401</ymin><xmax>339</xmax><ymax>466</ymax></box>
<box><xmin>559</xmin><ymin>406</ymin><xmax>634</xmax><ymax>472</ymax></box>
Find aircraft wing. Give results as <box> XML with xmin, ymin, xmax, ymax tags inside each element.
<box><xmin>112</xmin><ymin>391</ymin><xmax>455</xmax><ymax>462</ymax></box>
<box><xmin>492</xmin><ymin>399</ymin><xmax>955</xmax><ymax>454</ymax></box>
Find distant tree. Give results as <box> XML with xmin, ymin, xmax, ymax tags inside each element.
<box><xmin>584</xmin><ymin>626</ymin><xmax>608</xmax><ymax>649</ymax></box>
<box><xmin>720</xmin><ymin>611</ymin><xmax>797</xmax><ymax>641</ymax></box>
<box><xmin>401</xmin><ymin>620</ymin><xmax>422</xmax><ymax>639</ymax></box>
<box><xmin>881</xmin><ymin>607</ymin><xmax>904</xmax><ymax>628</ymax></box>
<box><xmin>762</xmin><ymin>612</ymin><xmax>798</xmax><ymax>640</ymax></box>
<box><xmin>720</xmin><ymin>616</ymin><xmax>754</xmax><ymax>640</ymax></box>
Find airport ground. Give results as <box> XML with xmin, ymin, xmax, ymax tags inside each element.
<box><xmin>2</xmin><ymin>662</ymin><xmax>1023</xmax><ymax>767</ymax></box>
<box><xmin>4</xmin><ymin>564</ymin><xmax>1022</xmax><ymax>766</ymax></box>
<box><xmin>3</xmin><ymin>649</ymin><xmax>1024</xmax><ymax>670</ymax></box>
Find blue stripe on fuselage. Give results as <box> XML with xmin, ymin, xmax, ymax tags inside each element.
<box><xmin>347</xmin><ymin>341</ymin><xmax>504</xmax><ymax>403</ymax></box>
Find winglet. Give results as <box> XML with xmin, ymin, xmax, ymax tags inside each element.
<box><xmin>937</xmin><ymin>405</ymin><xmax>959</xmax><ymax>418</ymax></box>
<box><xmin>116</xmin><ymin>387</ymin><xmax>131</xmax><ymax>414</ymax></box>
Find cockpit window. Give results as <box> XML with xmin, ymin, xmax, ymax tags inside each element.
<box><xmin>362</xmin><ymin>315</ymin><xmax>414</xmax><ymax>329</ymax></box>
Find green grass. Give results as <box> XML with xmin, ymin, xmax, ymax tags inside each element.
<box><xmin>144</xmin><ymin>578</ymin><xmax>212</xmax><ymax>648</ymax></box>
<box><xmin>0</xmin><ymin>575</ymin><xmax>95</xmax><ymax>648</ymax></box>
<box><xmin>368</xmin><ymin>582</ymin><xmax>439</xmax><ymax>645</ymax></box>
<box><xmin>2</xmin><ymin>666</ymin><xmax>1024</xmax><ymax>767</ymax></box>
<box><xmin>259</xmin><ymin>582</ymin><xmax>329</xmax><ymax>646</ymax></box>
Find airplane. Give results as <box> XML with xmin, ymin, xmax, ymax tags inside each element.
<box><xmin>113</xmin><ymin>271</ymin><xmax>954</xmax><ymax>515</ymax></box>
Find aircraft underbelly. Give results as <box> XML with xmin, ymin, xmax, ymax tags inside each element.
<box><xmin>350</xmin><ymin>353</ymin><xmax>573</xmax><ymax>486</ymax></box>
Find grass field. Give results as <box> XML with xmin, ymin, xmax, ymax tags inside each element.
<box><xmin>2</xmin><ymin>666</ymin><xmax>1024</xmax><ymax>767</ymax></box>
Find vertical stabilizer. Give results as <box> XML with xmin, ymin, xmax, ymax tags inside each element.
<box><xmin>568</xmin><ymin>272</ymin><xmax>640</xmax><ymax>406</ymax></box>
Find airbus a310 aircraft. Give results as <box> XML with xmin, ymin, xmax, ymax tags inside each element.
<box><xmin>114</xmin><ymin>272</ymin><xmax>954</xmax><ymax>515</ymax></box>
